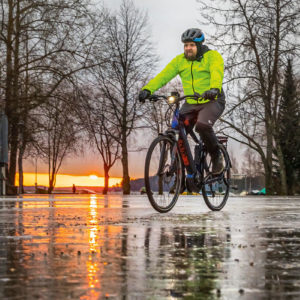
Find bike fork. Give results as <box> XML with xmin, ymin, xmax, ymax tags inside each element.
<box><xmin>157</xmin><ymin>142</ymin><xmax>167</xmax><ymax>176</ymax></box>
<box><xmin>157</xmin><ymin>139</ymin><xmax>178</xmax><ymax>176</ymax></box>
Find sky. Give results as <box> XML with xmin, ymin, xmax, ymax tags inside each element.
<box><xmin>23</xmin><ymin>0</ymin><xmax>239</xmax><ymax>183</ymax></box>
<box><xmin>106</xmin><ymin>0</ymin><xmax>210</xmax><ymax>70</ymax></box>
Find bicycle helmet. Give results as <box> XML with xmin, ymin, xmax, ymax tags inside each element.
<box><xmin>181</xmin><ymin>28</ymin><xmax>205</xmax><ymax>43</ymax></box>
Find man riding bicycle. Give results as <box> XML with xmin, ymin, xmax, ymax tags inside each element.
<box><xmin>139</xmin><ymin>28</ymin><xmax>225</xmax><ymax>175</ymax></box>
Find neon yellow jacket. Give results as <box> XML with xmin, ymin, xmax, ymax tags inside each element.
<box><xmin>143</xmin><ymin>50</ymin><xmax>224</xmax><ymax>104</ymax></box>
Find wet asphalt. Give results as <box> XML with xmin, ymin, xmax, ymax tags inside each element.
<box><xmin>0</xmin><ymin>194</ymin><xmax>299</xmax><ymax>300</ymax></box>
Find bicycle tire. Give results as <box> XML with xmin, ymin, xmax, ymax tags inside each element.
<box><xmin>145</xmin><ymin>135</ymin><xmax>183</xmax><ymax>213</ymax></box>
<box><xmin>202</xmin><ymin>144</ymin><xmax>230</xmax><ymax>211</ymax></box>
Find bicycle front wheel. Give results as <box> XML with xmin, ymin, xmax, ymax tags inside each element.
<box><xmin>202</xmin><ymin>144</ymin><xmax>231</xmax><ymax>211</ymax></box>
<box><xmin>145</xmin><ymin>135</ymin><xmax>183</xmax><ymax>213</ymax></box>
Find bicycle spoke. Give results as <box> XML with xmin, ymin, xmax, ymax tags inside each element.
<box><xmin>202</xmin><ymin>145</ymin><xmax>230</xmax><ymax>211</ymax></box>
<box><xmin>145</xmin><ymin>136</ymin><xmax>183</xmax><ymax>213</ymax></box>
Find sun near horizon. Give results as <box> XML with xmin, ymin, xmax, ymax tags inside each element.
<box><xmin>15</xmin><ymin>173</ymin><xmax>123</xmax><ymax>187</ymax></box>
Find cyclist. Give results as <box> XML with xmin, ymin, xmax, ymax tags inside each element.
<box><xmin>139</xmin><ymin>28</ymin><xmax>225</xmax><ymax>175</ymax></box>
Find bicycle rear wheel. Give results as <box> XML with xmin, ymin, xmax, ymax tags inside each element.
<box><xmin>202</xmin><ymin>144</ymin><xmax>230</xmax><ymax>211</ymax></box>
<box><xmin>145</xmin><ymin>135</ymin><xmax>183</xmax><ymax>213</ymax></box>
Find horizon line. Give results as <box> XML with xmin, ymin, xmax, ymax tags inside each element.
<box><xmin>16</xmin><ymin>172</ymin><xmax>123</xmax><ymax>178</ymax></box>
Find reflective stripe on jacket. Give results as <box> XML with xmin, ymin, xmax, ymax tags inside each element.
<box><xmin>143</xmin><ymin>50</ymin><xmax>224</xmax><ymax>104</ymax></box>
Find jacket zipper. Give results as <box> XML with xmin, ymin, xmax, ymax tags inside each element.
<box><xmin>191</xmin><ymin>61</ymin><xmax>195</xmax><ymax>94</ymax></box>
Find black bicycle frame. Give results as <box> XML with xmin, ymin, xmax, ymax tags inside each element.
<box><xmin>171</xmin><ymin>98</ymin><xmax>201</xmax><ymax>177</ymax></box>
<box><xmin>153</xmin><ymin>93</ymin><xmax>229</xmax><ymax>188</ymax></box>
<box><xmin>171</xmin><ymin>105</ymin><xmax>225</xmax><ymax>188</ymax></box>
<box><xmin>177</xmin><ymin>125</ymin><xmax>198</xmax><ymax>175</ymax></box>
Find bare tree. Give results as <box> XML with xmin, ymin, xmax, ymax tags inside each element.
<box><xmin>93</xmin><ymin>0</ymin><xmax>158</xmax><ymax>194</ymax></box>
<box><xmin>197</xmin><ymin>0</ymin><xmax>300</xmax><ymax>194</ymax></box>
<box><xmin>33</xmin><ymin>87</ymin><xmax>81</xmax><ymax>193</ymax></box>
<box><xmin>0</xmin><ymin>0</ymin><xmax>107</xmax><ymax>189</ymax></box>
<box><xmin>77</xmin><ymin>88</ymin><xmax>121</xmax><ymax>194</ymax></box>
<box><xmin>142</xmin><ymin>79</ymin><xmax>183</xmax><ymax>138</ymax></box>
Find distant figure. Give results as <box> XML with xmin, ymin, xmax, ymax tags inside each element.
<box><xmin>72</xmin><ymin>184</ymin><xmax>76</xmax><ymax>194</ymax></box>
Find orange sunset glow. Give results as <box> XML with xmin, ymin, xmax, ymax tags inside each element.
<box><xmin>15</xmin><ymin>173</ymin><xmax>122</xmax><ymax>187</ymax></box>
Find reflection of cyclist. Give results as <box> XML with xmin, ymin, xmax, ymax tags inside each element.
<box><xmin>139</xmin><ymin>28</ymin><xmax>225</xmax><ymax>174</ymax></box>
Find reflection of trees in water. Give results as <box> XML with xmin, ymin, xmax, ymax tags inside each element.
<box><xmin>0</xmin><ymin>201</ymin><xmax>28</xmax><ymax>298</ymax></box>
<box><xmin>0</xmin><ymin>198</ymin><xmax>235</xmax><ymax>299</ymax></box>
<box><xmin>263</xmin><ymin>228</ymin><xmax>300</xmax><ymax>297</ymax></box>
<box><xmin>0</xmin><ymin>197</ymin><xmax>129</xmax><ymax>299</ymax></box>
<box><xmin>0</xmin><ymin>199</ymin><xmax>76</xmax><ymax>299</ymax></box>
<box><xmin>143</xmin><ymin>222</ymin><xmax>230</xmax><ymax>299</ymax></box>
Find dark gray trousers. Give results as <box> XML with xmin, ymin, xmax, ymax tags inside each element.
<box><xmin>179</xmin><ymin>92</ymin><xmax>225</xmax><ymax>155</ymax></box>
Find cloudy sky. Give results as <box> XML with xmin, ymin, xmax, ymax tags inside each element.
<box><xmin>106</xmin><ymin>0</ymin><xmax>211</xmax><ymax>70</ymax></box>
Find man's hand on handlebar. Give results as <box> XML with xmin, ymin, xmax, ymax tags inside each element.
<box><xmin>138</xmin><ymin>89</ymin><xmax>151</xmax><ymax>103</ymax></box>
<box><xmin>201</xmin><ymin>88</ymin><xmax>220</xmax><ymax>100</ymax></box>
<box><xmin>138</xmin><ymin>88</ymin><xmax>221</xmax><ymax>104</ymax></box>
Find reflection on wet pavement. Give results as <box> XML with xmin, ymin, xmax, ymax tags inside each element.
<box><xmin>0</xmin><ymin>195</ymin><xmax>300</xmax><ymax>299</ymax></box>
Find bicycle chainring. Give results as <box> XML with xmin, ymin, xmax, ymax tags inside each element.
<box><xmin>186</xmin><ymin>173</ymin><xmax>202</xmax><ymax>193</ymax></box>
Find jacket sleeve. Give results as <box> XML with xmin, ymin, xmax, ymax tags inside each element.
<box><xmin>208</xmin><ymin>51</ymin><xmax>224</xmax><ymax>92</ymax></box>
<box><xmin>142</xmin><ymin>56</ymin><xmax>179</xmax><ymax>94</ymax></box>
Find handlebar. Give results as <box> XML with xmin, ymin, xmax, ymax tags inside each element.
<box><xmin>148</xmin><ymin>93</ymin><xmax>205</xmax><ymax>103</ymax></box>
<box><xmin>146</xmin><ymin>93</ymin><xmax>207</xmax><ymax>129</ymax></box>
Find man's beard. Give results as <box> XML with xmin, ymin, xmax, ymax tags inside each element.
<box><xmin>184</xmin><ymin>51</ymin><xmax>197</xmax><ymax>61</ymax></box>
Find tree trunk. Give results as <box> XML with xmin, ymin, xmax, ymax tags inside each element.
<box><xmin>274</xmin><ymin>137</ymin><xmax>288</xmax><ymax>195</ymax></box>
<box><xmin>121</xmin><ymin>135</ymin><xmax>130</xmax><ymax>195</ymax></box>
<box><xmin>18</xmin><ymin>141</ymin><xmax>26</xmax><ymax>194</ymax></box>
<box><xmin>265</xmin><ymin>111</ymin><xmax>275</xmax><ymax>195</ymax></box>
<box><xmin>48</xmin><ymin>184</ymin><xmax>54</xmax><ymax>194</ymax></box>
<box><xmin>103</xmin><ymin>164</ymin><xmax>109</xmax><ymax>195</ymax></box>
<box><xmin>8</xmin><ymin>123</ymin><xmax>18</xmax><ymax>186</ymax></box>
<box><xmin>5</xmin><ymin>0</ymin><xmax>13</xmax><ymax>117</ymax></box>
<box><xmin>158</xmin><ymin>176</ymin><xmax>163</xmax><ymax>195</ymax></box>
<box><xmin>6</xmin><ymin>0</ymin><xmax>14</xmax><ymax>186</ymax></box>
<box><xmin>7</xmin><ymin>0</ymin><xmax>21</xmax><ymax>188</ymax></box>
<box><xmin>48</xmin><ymin>175</ymin><xmax>55</xmax><ymax>194</ymax></box>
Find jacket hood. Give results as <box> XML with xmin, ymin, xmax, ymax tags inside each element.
<box><xmin>196</xmin><ymin>44</ymin><xmax>210</xmax><ymax>62</ymax></box>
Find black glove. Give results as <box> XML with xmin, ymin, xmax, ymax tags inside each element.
<box><xmin>201</xmin><ymin>88</ymin><xmax>220</xmax><ymax>100</ymax></box>
<box><xmin>138</xmin><ymin>89</ymin><xmax>151</xmax><ymax>103</ymax></box>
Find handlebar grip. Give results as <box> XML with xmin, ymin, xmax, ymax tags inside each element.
<box><xmin>148</xmin><ymin>95</ymin><xmax>159</xmax><ymax>102</ymax></box>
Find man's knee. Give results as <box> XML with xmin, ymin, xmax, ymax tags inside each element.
<box><xmin>195</xmin><ymin>120</ymin><xmax>213</xmax><ymax>134</ymax></box>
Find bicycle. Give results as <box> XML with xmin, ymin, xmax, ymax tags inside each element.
<box><xmin>144</xmin><ymin>93</ymin><xmax>231</xmax><ymax>213</ymax></box>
